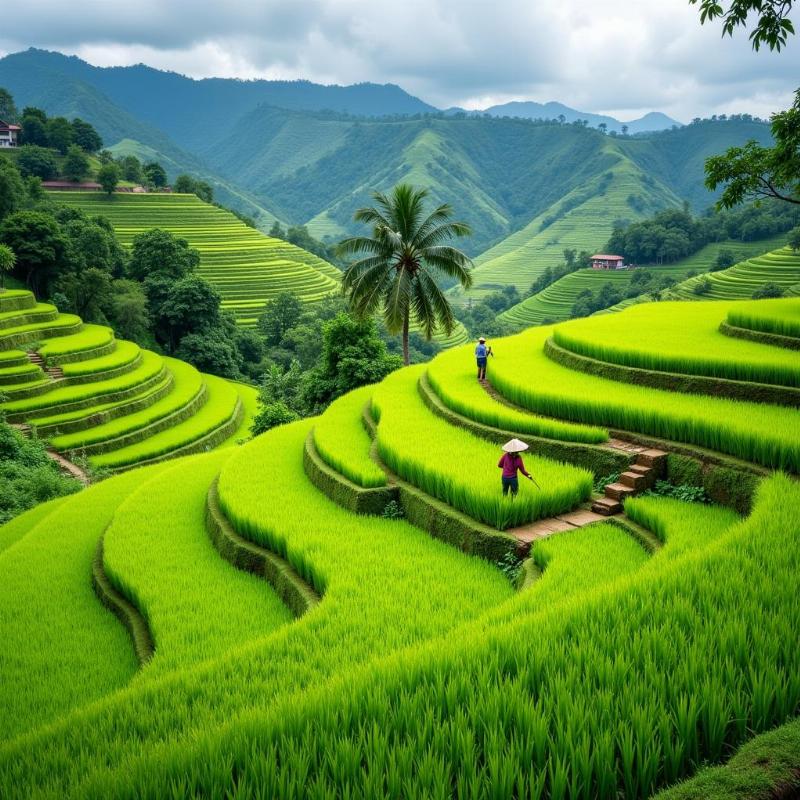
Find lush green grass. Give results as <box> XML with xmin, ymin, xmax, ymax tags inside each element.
<box><xmin>51</xmin><ymin>192</ymin><xmax>340</xmax><ymax>325</ymax></box>
<box><xmin>427</xmin><ymin>343</ymin><xmax>608</xmax><ymax>443</ymax></box>
<box><xmin>0</xmin><ymin>463</ymin><xmax>169</xmax><ymax>739</ymax></box>
<box><xmin>670</xmin><ymin>247</ymin><xmax>800</xmax><ymax>300</ymax></box>
<box><xmin>0</xmin><ymin>302</ymin><xmax>57</xmax><ymax>330</ymax></box>
<box><xmin>727</xmin><ymin>297</ymin><xmax>800</xmax><ymax>339</ymax></box>
<box><xmin>553</xmin><ymin>300</ymin><xmax>800</xmax><ymax>387</ymax></box>
<box><xmin>312</xmin><ymin>385</ymin><xmax>387</xmax><ymax>488</ymax></box>
<box><xmin>0</xmin><ymin>495</ymin><xmax>68</xmax><ymax>555</ymax></box>
<box><xmin>103</xmin><ymin>451</ymin><xmax>293</xmax><ymax>677</ymax></box>
<box><xmin>372</xmin><ymin>366</ymin><xmax>593</xmax><ymax>529</ymax></box>
<box><xmin>490</xmin><ymin>325</ymin><xmax>800</xmax><ymax>472</ymax></box>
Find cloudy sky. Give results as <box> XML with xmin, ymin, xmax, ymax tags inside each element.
<box><xmin>0</xmin><ymin>0</ymin><xmax>797</xmax><ymax>121</ymax></box>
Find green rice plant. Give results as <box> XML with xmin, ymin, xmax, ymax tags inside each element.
<box><xmin>312</xmin><ymin>385</ymin><xmax>387</xmax><ymax>488</ymax></box>
<box><xmin>0</xmin><ymin>312</ymin><xmax>81</xmax><ymax>345</ymax></box>
<box><xmin>372</xmin><ymin>366</ymin><xmax>593</xmax><ymax>529</ymax></box>
<box><xmin>0</xmin><ymin>302</ymin><xmax>57</xmax><ymax>331</ymax></box>
<box><xmin>59</xmin><ymin>339</ymin><xmax>140</xmax><ymax>376</ymax></box>
<box><xmin>0</xmin><ymin>495</ymin><xmax>68</xmax><ymax>555</ymax></box>
<box><xmin>0</xmin><ymin>419</ymin><xmax>517</xmax><ymax>796</ymax></box>
<box><xmin>0</xmin><ymin>462</ymin><xmax>170</xmax><ymax>739</ymax></box>
<box><xmin>88</xmin><ymin>374</ymin><xmax>240</xmax><ymax>469</ymax></box>
<box><xmin>49</xmin><ymin>358</ymin><xmax>204</xmax><ymax>452</ymax></box>
<box><xmin>219</xmin><ymin>380</ymin><xmax>259</xmax><ymax>446</ymax></box>
<box><xmin>52</xmin><ymin>192</ymin><xmax>340</xmax><ymax>324</ymax></box>
<box><xmin>426</xmin><ymin>345</ymin><xmax>608</xmax><ymax>443</ymax></box>
<box><xmin>552</xmin><ymin>300</ymin><xmax>800</xmax><ymax>387</ymax></box>
<box><xmin>727</xmin><ymin>297</ymin><xmax>800</xmax><ymax>339</ymax></box>
<box><xmin>490</xmin><ymin>326</ymin><xmax>800</xmax><ymax>472</ymax></box>
<box><xmin>78</xmin><ymin>475</ymin><xmax>797</xmax><ymax>800</ymax></box>
<box><xmin>37</xmin><ymin>324</ymin><xmax>115</xmax><ymax>362</ymax></box>
<box><xmin>0</xmin><ymin>348</ymin><xmax>27</xmax><ymax>365</ymax></box>
<box><xmin>102</xmin><ymin>451</ymin><xmax>293</xmax><ymax>676</ymax></box>
<box><xmin>0</xmin><ymin>349</ymin><xmax>165</xmax><ymax>415</ymax></box>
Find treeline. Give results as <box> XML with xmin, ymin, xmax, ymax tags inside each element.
<box><xmin>607</xmin><ymin>202</ymin><xmax>800</xmax><ymax>264</ymax></box>
<box><xmin>268</xmin><ymin>221</ymin><xmax>341</xmax><ymax>266</ymax></box>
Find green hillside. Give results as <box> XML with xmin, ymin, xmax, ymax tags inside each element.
<box><xmin>504</xmin><ymin>233</ymin><xmax>789</xmax><ymax>325</ymax></box>
<box><xmin>1</xmin><ymin>295</ymin><xmax>799</xmax><ymax>797</ymax></box>
<box><xmin>670</xmin><ymin>246</ymin><xmax>800</xmax><ymax>300</ymax></box>
<box><xmin>500</xmin><ymin>264</ymin><xmax>691</xmax><ymax>327</ymax></box>
<box><xmin>50</xmin><ymin>192</ymin><xmax>341</xmax><ymax>326</ymax></box>
<box><xmin>0</xmin><ymin>289</ymin><xmax>256</xmax><ymax>470</ymax></box>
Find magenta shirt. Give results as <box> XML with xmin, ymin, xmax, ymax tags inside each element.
<box><xmin>498</xmin><ymin>453</ymin><xmax>530</xmax><ymax>478</ymax></box>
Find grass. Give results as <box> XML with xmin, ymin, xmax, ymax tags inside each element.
<box><xmin>0</xmin><ymin>495</ymin><xmax>68</xmax><ymax>555</ymax></box>
<box><xmin>553</xmin><ymin>300</ymin><xmax>800</xmax><ymax>387</ymax></box>
<box><xmin>726</xmin><ymin>297</ymin><xmax>800</xmax><ymax>339</ymax></box>
<box><xmin>312</xmin><ymin>384</ymin><xmax>387</xmax><ymax>488</ymax></box>
<box><xmin>51</xmin><ymin>192</ymin><xmax>340</xmax><ymax>325</ymax></box>
<box><xmin>489</xmin><ymin>325</ymin><xmax>800</xmax><ymax>472</ymax></box>
<box><xmin>0</xmin><ymin>463</ymin><xmax>170</xmax><ymax>739</ymax></box>
<box><xmin>102</xmin><ymin>451</ymin><xmax>293</xmax><ymax>677</ymax></box>
<box><xmin>372</xmin><ymin>365</ymin><xmax>593</xmax><ymax>529</ymax></box>
<box><xmin>426</xmin><ymin>344</ymin><xmax>608</xmax><ymax>443</ymax></box>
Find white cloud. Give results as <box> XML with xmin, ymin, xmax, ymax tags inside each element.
<box><xmin>0</xmin><ymin>0</ymin><xmax>797</xmax><ymax>119</ymax></box>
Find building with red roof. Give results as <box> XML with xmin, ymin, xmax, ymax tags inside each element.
<box><xmin>590</xmin><ymin>254</ymin><xmax>625</xmax><ymax>270</ymax></box>
<box><xmin>0</xmin><ymin>119</ymin><xmax>21</xmax><ymax>148</ymax></box>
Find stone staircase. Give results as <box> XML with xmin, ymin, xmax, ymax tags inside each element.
<box><xmin>26</xmin><ymin>351</ymin><xmax>44</xmax><ymax>367</ymax></box>
<box><xmin>592</xmin><ymin>448</ymin><xmax>668</xmax><ymax>516</ymax></box>
<box><xmin>46</xmin><ymin>365</ymin><xmax>64</xmax><ymax>380</ymax></box>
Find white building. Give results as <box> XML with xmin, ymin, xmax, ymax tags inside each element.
<box><xmin>0</xmin><ymin>120</ymin><xmax>21</xmax><ymax>148</ymax></box>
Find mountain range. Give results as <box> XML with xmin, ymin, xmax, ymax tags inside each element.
<box><xmin>0</xmin><ymin>48</ymin><xmax>774</xmax><ymax>289</ymax></box>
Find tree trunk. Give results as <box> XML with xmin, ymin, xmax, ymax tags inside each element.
<box><xmin>402</xmin><ymin>309</ymin><xmax>410</xmax><ymax>366</ymax></box>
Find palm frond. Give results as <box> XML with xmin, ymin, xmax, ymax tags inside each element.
<box><xmin>383</xmin><ymin>267</ymin><xmax>412</xmax><ymax>333</ymax></box>
<box><xmin>337</xmin><ymin>236</ymin><xmax>388</xmax><ymax>259</ymax></box>
<box><xmin>421</xmin><ymin>246</ymin><xmax>474</xmax><ymax>289</ymax></box>
<box><xmin>415</xmin><ymin>221</ymin><xmax>472</xmax><ymax>251</ymax></box>
<box><xmin>410</xmin><ymin>204</ymin><xmax>455</xmax><ymax>246</ymax></box>
<box><xmin>415</xmin><ymin>270</ymin><xmax>455</xmax><ymax>337</ymax></box>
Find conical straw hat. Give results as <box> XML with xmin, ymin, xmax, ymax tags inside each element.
<box><xmin>502</xmin><ymin>438</ymin><xmax>529</xmax><ymax>453</ymax></box>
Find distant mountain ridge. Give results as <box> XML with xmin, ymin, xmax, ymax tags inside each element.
<box><xmin>449</xmin><ymin>101</ymin><xmax>683</xmax><ymax>133</ymax></box>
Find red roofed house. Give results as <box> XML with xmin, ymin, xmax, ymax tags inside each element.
<box><xmin>0</xmin><ymin>120</ymin><xmax>21</xmax><ymax>148</ymax></box>
<box><xmin>590</xmin><ymin>254</ymin><xmax>625</xmax><ymax>270</ymax></box>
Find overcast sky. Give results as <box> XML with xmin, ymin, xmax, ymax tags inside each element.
<box><xmin>0</xmin><ymin>0</ymin><xmax>797</xmax><ymax>121</ymax></box>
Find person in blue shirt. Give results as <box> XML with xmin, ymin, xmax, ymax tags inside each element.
<box><xmin>475</xmin><ymin>337</ymin><xmax>493</xmax><ymax>380</ymax></box>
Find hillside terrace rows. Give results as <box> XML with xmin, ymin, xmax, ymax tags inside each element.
<box><xmin>0</xmin><ymin>289</ymin><xmax>256</xmax><ymax>471</ymax></box>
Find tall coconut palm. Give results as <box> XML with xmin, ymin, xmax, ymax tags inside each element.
<box><xmin>338</xmin><ymin>184</ymin><xmax>473</xmax><ymax>365</ymax></box>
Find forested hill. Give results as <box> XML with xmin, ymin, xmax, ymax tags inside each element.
<box><xmin>0</xmin><ymin>48</ymin><xmax>773</xmax><ymax>258</ymax></box>
<box><xmin>0</xmin><ymin>49</ymin><xmax>436</xmax><ymax>150</ymax></box>
<box><xmin>204</xmin><ymin>108</ymin><xmax>772</xmax><ymax>255</ymax></box>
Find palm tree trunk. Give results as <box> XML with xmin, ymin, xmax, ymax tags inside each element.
<box><xmin>402</xmin><ymin>309</ymin><xmax>410</xmax><ymax>366</ymax></box>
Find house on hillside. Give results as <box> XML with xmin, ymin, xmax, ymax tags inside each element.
<box><xmin>0</xmin><ymin>120</ymin><xmax>21</xmax><ymax>148</ymax></box>
<box><xmin>590</xmin><ymin>254</ymin><xmax>625</xmax><ymax>270</ymax></box>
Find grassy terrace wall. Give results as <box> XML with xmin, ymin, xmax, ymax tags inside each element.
<box><xmin>50</xmin><ymin>192</ymin><xmax>340</xmax><ymax>325</ymax></box>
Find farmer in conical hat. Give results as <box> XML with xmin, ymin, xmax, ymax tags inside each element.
<box><xmin>475</xmin><ymin>336</ymin><xmax>493</xmax><ymax>381</ymax></box>
<box><xmin>498</xmin><ymin>439</ymin><xmax>534</xmax><ymax>497</ymax></box>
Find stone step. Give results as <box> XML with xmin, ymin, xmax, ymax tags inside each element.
<box><xmin>27</xmin><ymin>352</ymin><xmax>44</xmax><ymax>364</ymax></box>
<box><xmin>605</xmin><ymin>482</ymin><xmax>636</xmax><ymax>501</ymax></box>
<box><xmin>591</xmin><ymin>497</ymin><xmax>623</xmax><ymax>516</ymax></box>
<box><xmin>47</xmin><ymin>367</ymin><xmax>64</xmax><ymax>379</ymax></box>
<box><xmin>629</xmin><ymin>463</ymin><xmax>652</xmax><ymax>476</ymax></box>
<box><xmin>636</xmin><ymin>449</ymin><xmax>668</xmax><ymax>472</ymax></box>
<box><xmin>619</xmin><ymin>470</ymin><xmax>648</xmax><ymax>490</ymax></box>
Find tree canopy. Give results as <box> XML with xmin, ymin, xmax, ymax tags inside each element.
<box><xmin>689</xmin><ymin>0</ymin><xmax>795</xmax><ymax>50</ymax></box>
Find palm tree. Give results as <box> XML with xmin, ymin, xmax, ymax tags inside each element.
<box><xmin>0</xmin><ymin>244</ymin><xmax>15</xmax><ymax>291</ymax></box>
<box><xmin>338</xmin><ymin>184</ymin><xmax>473</xmax><ymax>365</ymax></box>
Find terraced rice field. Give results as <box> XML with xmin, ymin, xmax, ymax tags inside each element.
<box><xmin>727</xmin><ymin>297</ymin><xmax>800</xmax><ymax>339</ymax></box>
<box><xmin>49</xmin><ymin>192</ymin><xmax>341</xmax><ymax>326</ymax></box>
<box><xmin>501</xmin><ymin>264</ymin><xmax>692</xmax><ymax>328</ymax></box>
<box><xmin>453</xmin><ymin>153</ymin><xmax>680</xmax><ymax>302</ymax></box>
<box><xmin>1</xmin><ymin>293</ymin><xmax>799</xmax><ymax>799</ymax></box>
<box><xmin>671</xmin><ymin>246</ymin><xmax>800</xmax><ymax>300</ymax></box>
<box><xmin>0</xmin><ymin>289</ymin><xmax>257</xmax><ymax>471</ymax></box>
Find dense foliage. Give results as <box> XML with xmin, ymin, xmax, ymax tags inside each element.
<box><xmin>0</xmin><ymin>422</ymin><xmax>79</xmax><ymax>524</ymax></box>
